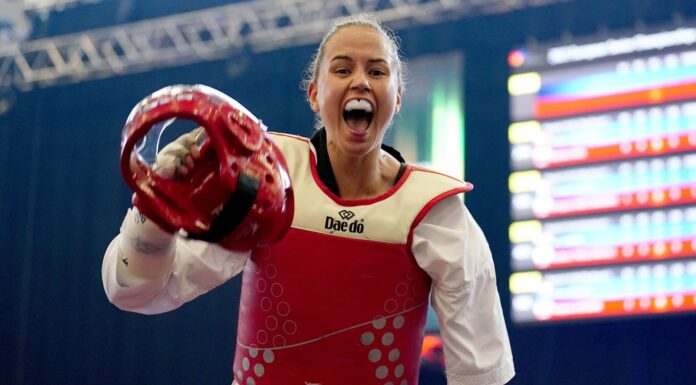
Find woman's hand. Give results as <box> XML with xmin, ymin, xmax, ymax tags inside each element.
<box><xmin>152</xmin><ymin>127</ymin><xmax>204</xmax><ymax>179</ymax></box>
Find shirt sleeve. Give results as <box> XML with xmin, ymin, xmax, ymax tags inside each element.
<box><xmin>102</xmin><ymin>228</ymin><xmax>250</xmax><ymax>315</ymax></box>
<box><xmin>412</xmin><ymin>195</ymin><xmax>515</xmax><ymax>385</ymax></box>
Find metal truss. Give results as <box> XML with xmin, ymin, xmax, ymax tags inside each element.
<box><xmin>0</xmin><ymin>0</ymin><xmax>567</xmax><ymax>91</ymax></box>
<box><xmin>22</xmin><ymin>0</ymin><xmax>107</xmax><ymax>13</ymax></box>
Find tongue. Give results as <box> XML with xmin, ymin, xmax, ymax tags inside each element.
<box><xmin>346</xmin><ymin>115</ymin><xmax>369</xmax><ymax>132</ymax></box>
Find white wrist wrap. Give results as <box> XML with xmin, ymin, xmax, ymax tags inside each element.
<box><xmin>116</xmin><ymin>207</ymin><xmax>176</xmax><ymax>286</ymax></box>
<box><xmin>120</xmin><ymin>207</ymin><xmax>176</xmax><ymax>259</ymax></box>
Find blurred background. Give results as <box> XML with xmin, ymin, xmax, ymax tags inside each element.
<box><xmin>2</xmin><ymin>0</ymin><xmax>696</xmax><ymax>384</ymax></box>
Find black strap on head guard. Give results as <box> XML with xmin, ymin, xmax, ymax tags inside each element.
<box><xmin>187</xmin><ymin>173</ymin><xmax>259</xmax><ymax>243</ymax></box>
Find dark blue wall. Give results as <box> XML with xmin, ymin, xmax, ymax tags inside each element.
<box><xmin>3</xmin><ymin>1</ymin><xmax>696</xmax><ymax>384</ymax></box>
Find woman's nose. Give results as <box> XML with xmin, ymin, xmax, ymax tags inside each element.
<box><xmin>351</xmin><ymin>72</ymin><xmax>371</xmax><ymax>91</ymax></box>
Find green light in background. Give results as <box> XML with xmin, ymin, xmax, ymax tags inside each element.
<box><xmin>431</xmin><ymin>78</ymin><xmax>465</xmax><ymax>179</ymax></box>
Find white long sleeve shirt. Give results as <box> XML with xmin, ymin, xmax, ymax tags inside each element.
<box><xmin>102</xmin><ymin>195</ymin><xmax>514</xmax><ymax>384</ymax></box>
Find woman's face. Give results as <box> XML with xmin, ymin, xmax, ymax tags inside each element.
<box><xmin>308</xmin><ymin>26</ymin><xmax>401</xmax><ymax>159</ymax></box>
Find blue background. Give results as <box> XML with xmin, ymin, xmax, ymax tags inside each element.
<box><xmin>3</xmin><ymin>0</ymin><xmax>696</xmax><ymax>384</ymax></box>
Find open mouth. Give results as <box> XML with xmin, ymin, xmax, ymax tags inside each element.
<box><xmin>343</xmin><ymin>99</ymin><xmax>373</xmax><ymax>132</ymax></box>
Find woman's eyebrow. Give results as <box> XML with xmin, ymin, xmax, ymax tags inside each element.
<box><xmin>330</xmin><ymin>55</ymin><xmax>353</xmax><ymax>63</ymax></box>
<box><xmin>367</xmin><ymin>58</ymin><xmax>389</xmax><ymax>65</ymax></box>
<box><xmin>330</xmin><ymin>55</ymin><xmax>388</xmax><ymax>65</ymax></box>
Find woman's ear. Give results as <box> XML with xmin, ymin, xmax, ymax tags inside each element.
<box><xmin>395</xmin><ymin>87</ymin><xmax>402</xmax><ymax>114</ymax></box>
<box><xmin>307</xmin><ymin>81</ymin><xmax>319</xmax><ymax>112</ymax></box>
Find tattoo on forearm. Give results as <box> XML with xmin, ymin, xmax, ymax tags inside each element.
<box><xmin>131</xmin><ymin>237</ymin><xmax>165</xmax><ymax>255</ymax></box>
<box><xmin>135</xmin><ymin>211</ymin><xmax>146</xmax><ymax>224</ymax></box>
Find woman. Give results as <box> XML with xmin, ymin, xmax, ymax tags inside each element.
<box><xmin>103</xmin><ymin>15</ymin><xmax>515</xmax><ymax>385</ymax></box>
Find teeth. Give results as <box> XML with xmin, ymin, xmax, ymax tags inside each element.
<box><xmin>344</xmin><ymin>99</ymin><xmax>373</xmax><ymax>113</ymax></box>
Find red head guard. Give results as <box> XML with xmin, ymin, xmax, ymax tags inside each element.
<box><xmin>120</xmin><ymin>85</ymin><xmax>294</xmax><ymax>251</ymax></box>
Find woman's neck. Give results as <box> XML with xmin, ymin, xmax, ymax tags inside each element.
<box><xmin>327</xmin><ymin>145</ymin><xmax>400</xmax><ymax>200</ymax></box>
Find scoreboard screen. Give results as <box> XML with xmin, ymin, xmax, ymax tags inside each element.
<box><xmin>507</xmin><ymin>25</ymin><xmax>696</xmax><ymax>323</ymax></box>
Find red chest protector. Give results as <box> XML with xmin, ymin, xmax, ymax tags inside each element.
<box><xmin>234</xmin><ymin>229</ymin><xmax>431</xmax><ymax>385</ymax></box>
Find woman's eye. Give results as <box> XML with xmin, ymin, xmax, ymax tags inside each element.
<box><xmin>335</xmin><ymin>68</ymin><xmax>350</xmax><ymax>75</ymax></box>
<box><xmin>370</xmin><ymin>69</ymin><xmax>387</xmax><ymax>76</ymax></box>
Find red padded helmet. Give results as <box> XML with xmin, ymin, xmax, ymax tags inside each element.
<box><xmin>120</xmin><ymin>84</ymin><xmax>294</xmax><ymax>251</ymax></box>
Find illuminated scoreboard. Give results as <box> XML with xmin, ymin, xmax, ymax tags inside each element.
<box><xmin>507</xmin><ymin>26</ymin><xmax>696</xmax><ymax>323</ymax></box>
